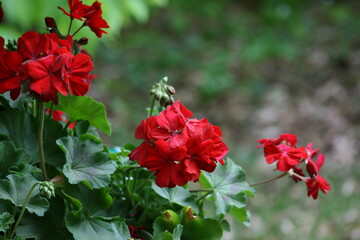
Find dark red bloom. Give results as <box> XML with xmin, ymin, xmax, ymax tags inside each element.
<box><xmin>58</xmin><ymin>0</ymin><xmax>87</xmax><ymax>20</ymax></box>
<box><xmin>62</xmin><ymin>53</ymin><xmax>94</xmax><ymax>96</ymax></box>
<box><xmin>26</xmin><ymin>54</ymin><xmax>69</xmax><ymax>102</ymax></box>
<box><xmin>129</xmin><ymin>116</ymin><xmax>158</xmax><ymax>165</ymax></box>
<box><xmin>0</xmin><ymin>51</ymin><xmax>24</xmax><ymax>100</ymax></box>
<box><xmin>151</xmin><ymin>104</ymin><xmax>189</xmax><ymax>148</ymax></box>
<box><xmin>257</xmin><ymin>133</ymin><xmax>297</xmax><ymax>148</ymax></box>
<box><xmin>130</xmin><ymin>101</ymin><xmax>228</xmax><ymax>187</ymax></box>
<box><xmin>143</xmin><ymin>140</ymin><xmax>187</xmax><ymax>188</ymax></box>
<box><xmin>306</xmin><ymin>175</ymin><xmax>331</xmax><ymax>199</ymax></box>
<box><xmin>263</xmin><ymin>143</ymin><xmax>306</xmax><ymax>172</ymax></box>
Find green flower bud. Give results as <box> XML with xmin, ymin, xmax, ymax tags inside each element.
<box><xmin>39</xmin><ymin>181</ymin><xmax>55</xmax><ymax>199</ymax></box>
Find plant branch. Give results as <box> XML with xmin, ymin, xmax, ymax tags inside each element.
<box><xmin>197</xmin><ymin>190</ymin><xmax>213</xmax><ymax>202</ymax></box>
<box><xmin>72</xmin><ymin>23</ymin><xmax>85</xmax><ymax>37</ymax></box>
<box><xmin>67</xmin><ymin>18</ymin><xmax>73</xmax><ymax>36</ymax></box>
<box><xmin>37</xmin><ymin>100</ymin><xmax>48</xmax><ymax>181</ymax></box>
<box><xmin>249</xmin><ymin>172</ymin><xmax>288</xmax><ymax>187</ymax></box>
<box><xmin>149</xmin><ymin>96</ymin><xmax>156</xmax><ymax>117</ymax></box>
<box><xmin>10</xmin><ymin>182</ymin><xmax>40</xmax><ymax>238</ymax></box>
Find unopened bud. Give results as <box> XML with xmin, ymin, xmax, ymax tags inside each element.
<box><xmin>78</xmin><ymin>37</ymin><xmax>88</xmax><ymax>45</ymax></box>
<box><xmin>164</xmin><ymin>210</ymin><xmax>172</xmax><ymax>221</ymax></box>
<box><xmin>165</xmin><ymin>85</ymin><xmax>176</xmax><ymax>95</ymax></box>
<box><xmin>45</xmin><ymin>17</ymin><xmax>57</xmax><ymax>28</ymax></box>
<box><xmin>39</xmin><ymin>181</ymin><xmax>55</xmax><ymax>199</ymax></box>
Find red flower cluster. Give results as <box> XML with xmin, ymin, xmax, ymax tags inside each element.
<box><xmin>257</xmin><ymin>134</ymin><xmax>331</xmax><ymax>199</ymax></box>
<box><xmin>0</xmin><ymin>31</ymin><xmax>94</xmax><ymax>102</ymax></box>
<box><xmin>46</xmin><ymin>109</ymin><xmax>75</xmax><ymax>129</ymax></box>
<box><xmin>58</xmin><ymin>0</ymin><xmax>109</xmax><ymax>37</ymax></box>
<box><xmin>129</xmin><ymin>101</ymin><xmax>228</xmax><ymax>188</ymax></box>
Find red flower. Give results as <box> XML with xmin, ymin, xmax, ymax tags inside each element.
<box><xmin>46</xmin><ymin>109</ymin><xmax>75</xmax><ymax>129</ymax></box>
<box><xmin>129</xmin><ymin>116</ymin><xmax>158</xmax><ymax>165</ymax></box>
<box><xmin>306</xmin><ymin>175</ymin><xmax>331</xmax><ymax>199</ymax></box>
<box><xmin>130</xmin><ymin>101</ymin><xmax>228</xmax><ymax>187</ymax></box>
<box><xmin>257</xmin><ymin>133</ymin><xmax>297</xmax><ymax>148</ymax></box>
<box><xmin>151</xmin><ymin>103</ymin><xmax>189</xmax><ymax>148</ymax></box>
<box><xmin>26</xmin><ymin>54</ymin><xmax>70</xmax><ymax>102</ymax></box>
<box><xmin>143</xmin><ymin>140</ymin><xmax>187</xmax><ymax>188</ymax></box>
<box><xmin>58</xmin><ymin>0</ymin><xmax>109</xmax><ymax>38</ymax></box>
<box><xmin>263</xmin><ymin>143</ymin><xmax>306</xmax><ymax>172</ymax></box>
<box><xmin>0</xmin><ymin>51</ymin><xmax>24</xmax><ymax>100</ymax></box>
<box><xmin>58</xmin><ymin>0</ymin><xmax>87</xmax><ymax>21</ymax></box>
<box><xmin>62</xmin><ymin>53</ymin><xmax>94</xmax><ymax>96</ymax></box>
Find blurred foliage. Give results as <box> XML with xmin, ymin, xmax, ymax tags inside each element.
<box><xmin>0</xmin><ymin>0</ymin><xmax>168</xmax><ymax>52</ymax></box>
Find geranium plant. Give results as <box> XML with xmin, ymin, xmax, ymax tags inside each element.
<box><xmin>0</xmin><ymin>1</ymin><xmax>330</xmax><ymax>239</ymax></box>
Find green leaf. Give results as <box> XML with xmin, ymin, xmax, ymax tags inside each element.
<box><xmin>202</xmin><ymin>158</ymin><xmax>255</xmax><ymax>215</ymax></box>
<box><xmin>0</xmin><ymin>141</ymin><xmax>29</xmax><ymax>178</ymax></box>
<box><xmin>57</xmin><ymin>136</ymin><xmax>116</xmax><ymax>189</ymax></box>
<box><xmin>153</xmin><ymin>224</ymin><xmax>183</xmax><ymax>240</ymax></box>
<box><xmin>16</xmin><ymin>196</ymin><xmax>73</xmax><ymax>239</ymax></box>
<box><xmin>9</xmin><ymin>163</ymin><xmax>42</xmax><ymax>177</ymax></box>
<box><xmin>0</xmin><ymin>212</ymin><xmax>14</xmax><ymax>233</ymax></box>
<box><xmin>230</xmin><ymin>206</ymin><xmax>251</xmax><ymax>227</ymax></box>
<box><xmin>2</xmin><ymin>92</ymin><xmax>32</xmax><ymax>109</ymax></box>
<box><xmin>54</xmin><ymin>95</ymin><xmax>111</xmax><ymax>135</ymax></box>
<box><xmin>62</xmin><ymin>183</ymin><xmax>113</xmax><ymax>216</ymax></box>
<box><xmin>0</xmin><ymin>110</ymin><xmax>67</xmax><ymax>167</ymax></box>
<box><xmin>0</xmin><ymin>174</ymin><xmax>49</xmax><ymax>216</ymax></box>
<box><xmin>65</xmin><ymin>212</ymin><xmax>131</xmax><ymax>240</ymax></box>
<box><xmin>152</xmin><ymin>182</ymin><xmax>199</xmax><ymax>213</ymax></box>
<box><xmin>181</xmin><ymin>217</ymin><xmax>223</xmax><ymax>240</ymax></box>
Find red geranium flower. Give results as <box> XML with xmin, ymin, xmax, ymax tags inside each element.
<box><xmin>58</xmin><ymin>0</ymin><xmax>87</xmax><ymax>21</ymax></box>
<box><xmin>151</xmin><ymin>103</ymin><xmax>189</xmax><ymax>148</ymax></box>
<box><xmin>62</xmin><ymin>53</ymin><xmax>94</xmax><ymax>96</ymax></box>
<box><xmin>0</xmin><ymin>51</ymin><xmax>24</xmax><ymax>100</ymax></box>
<box><xmin>306</xmin><ymin>175</ymin><xmax>331</xmax><ymax>199</ymax></box>
<box><xmin>263</xmin><ymin>143</ymin><xmax>307</xmax><ymax>172</ymax></box>
<box><xmin>129</xmin><ymin>116</ymin><xmax>158</xmax><ymax>165</ymax></box>
<box><xmin>26</xmin><ymin>54</ymin><xmax>70</xmax><ymax>102</ymax></box>
<box><xmin>143</xmin><ymin>140</ymin><xmax>187</xmax><ymax>188</ymax></box>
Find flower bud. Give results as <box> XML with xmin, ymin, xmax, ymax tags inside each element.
<box><xmin>45</xmin><ymin>17</ymin><xmax>57</xmax><ymax>28</ymax></box>
<box><xmin>165</xmin><ymin>85</ymin><xmax>176</xmax><ymax>95</ymax></box>
<box><xmin>39</xmin><ymin>181</ymin><xmax>56</xmax><ymax>199</ymax></box>
<box><xmin>78</xmin><ymin>37</ymin><xmax>88</xmax><ymax>45</ymax></box>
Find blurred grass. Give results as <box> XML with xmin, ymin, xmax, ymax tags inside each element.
<box><xmin>2</xmin><ymin>0</ymin><xmax>360</xmax><ymax>239</ymax></box>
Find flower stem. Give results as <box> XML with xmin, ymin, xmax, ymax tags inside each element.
<box><xmin>67</xmin><ymin>18</ymin><xmax>73</xmax><ymax>36</ymax></box>
<box><xmin>37</xmin><ymin>100</ymin><xmax>48</xmax><ymax>181</ymax></box>
<box><xmin>197</xmin><ymin>190</ymin><xmax>213</xmax><ymax>202</ymax></box>
<box><xmin>72</xmin><ymin>23</ymin><xmax>85</xmax><ymax>37</ymax></box>
<box><xmin>149</xmin><ymin>96</ymin><xmax>156</xmax><ymax>117</ymax></box>
<box><xmin>48</xmin><ymin>101</ymin><xmax>54</xmax><ymax>119</ymax></box>
<box><xmin>10</xmin><ymin>182</ymin><xmax>40</xmax><ymax>238</ymax></box>
<box><xmin>249</xmin><ymin>172</ymin><xmax>288</xmax><ymax>187</ymax></box>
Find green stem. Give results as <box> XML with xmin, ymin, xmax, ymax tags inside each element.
<box><xmin>189</xmin><ymin>189</ymin><xmax>212</xmax><ymax>193</ymax></box>
<box><xmin>37</xmin><ymin>100</ymin><xmax>48</xmax><ymax>181</ymax></box>
<box><xmin>10</xmin><ymin>182</ymin><xmax>40</xmax><ymax>238</ymax></box>
<box><xmin>134</xmin><ymin>172</ymin><xmax>155</xmax><ymax>192</ymax></box>
<box><xmin>148</xmin><ymin>96</ymin><xmax>156</xmax><ymax>117</ymax></box>
<box><xmin>32</xmin><ymin>100</ymin><xmax>37</xmax><ymax>117</ymax></box>
<box><xmin>67</xmin><ymin>19</ymin><xmax>73</xmax><ymax>35</ymax></box>
<box><xmin>48</xmin><ymin>101</ymin><xmax>54</xmax><ymax>119</ymax></box>
<box><xmin>197</xmin><ymin>190</ymin><xmax>213</xmax><ymax>202</ymax></box>
<box><xmin>72</xmin><ymin>23</ymin><xmax>85</xmax><ymax>37</ymax></box>
<box><xmin>249</xmin><ymin>172</ymin><xmax>288</xmax><ymax>187</ymax></box>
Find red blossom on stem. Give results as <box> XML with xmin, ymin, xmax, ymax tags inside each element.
<box><xmin>257</xmin><ymin>133</ymin><xmax>331</xmax><ymax>199</ymax></box>
<box><xmin>129</xmin><ymin>101</ymin><xmax>228</xmax><ymax>188</ymax></box>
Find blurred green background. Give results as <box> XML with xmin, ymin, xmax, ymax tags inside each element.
<box><xmin>1</xmin><ymin>0</ymin><xmax>360</xmax><ymax>239</ymax></box>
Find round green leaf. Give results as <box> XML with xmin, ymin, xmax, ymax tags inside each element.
<box><xmin>0</xmin><ymin>174</ymin><xmax>49</xmax><ymax>216</ymax></box>
<box><xmin>57</xmin><ymin>136</ymin><xmax>116</xmax><ymax>189</ymax></box>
